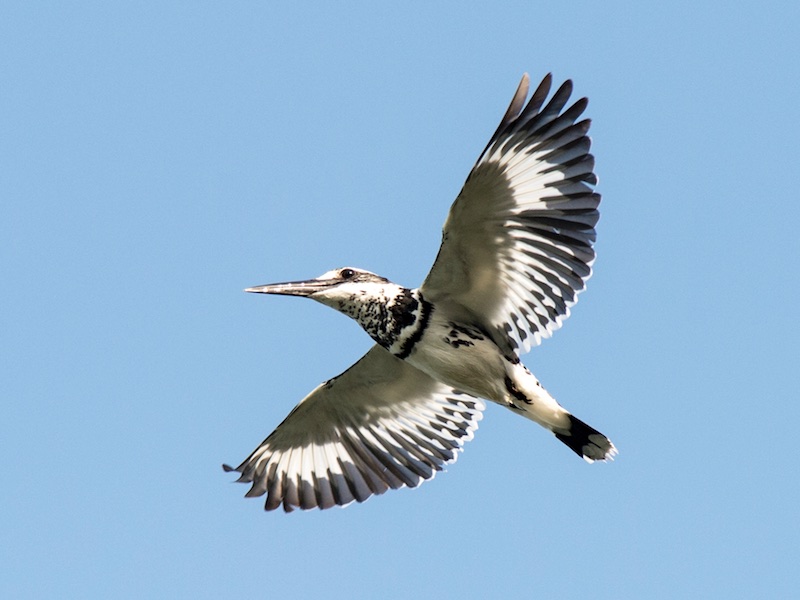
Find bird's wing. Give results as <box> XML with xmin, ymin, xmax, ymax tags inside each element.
<box><xmin>224</xmin><ymin>345</ymin><xmax>484</xmax><ymax>512</ymax></box>
<box><xmin>421</xmin><ymin>73</ymin><xmax>600</xmax><ymax>355</ymax></box>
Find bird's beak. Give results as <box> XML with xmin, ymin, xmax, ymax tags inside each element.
<box><xmin>244</xmin><ymin>278</ymin><xmax>330</xmax><ymax>297</ymax></box>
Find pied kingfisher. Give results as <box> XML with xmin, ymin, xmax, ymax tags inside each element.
<box><xmin>225</xmin><ymin>73</ymin><xmax>616</xmax><ymax>512</ymax></box>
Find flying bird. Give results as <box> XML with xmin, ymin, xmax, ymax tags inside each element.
<box><xmin>225</xmin><ymin>73</ymin><xmax>616</xmax><ymax>512</ymax></box>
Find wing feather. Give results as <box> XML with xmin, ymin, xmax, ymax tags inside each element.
<box><xmin>224</xmin><ymin>346</ymin><xmax>484</xmax><ymax>512</ymax></box>
<box><xmin>422</xmin><ymin>73</ymin><xmax>600</xmax><ymax>355</ymax></box>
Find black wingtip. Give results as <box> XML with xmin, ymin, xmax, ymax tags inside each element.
<box><xmin>479</xmin><ymin>73</ymin><xmax>552</xmax><ymax>160</ymax></box>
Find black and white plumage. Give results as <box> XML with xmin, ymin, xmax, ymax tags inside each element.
<box><xmin>225</xmin><ymin>73</ymin><xmax>616</xmax><ymax>512</ymax></box>
<box><xmin>227</xmin><ymin>346</ymin><xmax>483</xmax><ymax>511</ymax></box>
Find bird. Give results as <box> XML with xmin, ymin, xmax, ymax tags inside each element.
<box><xmin>224</xmin><ymin>73</ymin><xmax>616</xmax><ymax>512</ymax></box>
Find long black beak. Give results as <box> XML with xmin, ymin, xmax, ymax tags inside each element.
<box><xmin>244</xmin><ymin>278</ymin><xmax>330</xmax><ymax>297</ymax></box>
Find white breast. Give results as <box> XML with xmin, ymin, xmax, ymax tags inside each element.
<box><xmin>405</xmin><ymin>311</ymin><xmax>509</xmax><ymax>403</ymax></box>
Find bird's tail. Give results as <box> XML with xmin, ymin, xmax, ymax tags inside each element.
<box><xmin>505</xmin><ymin>364</ymin><xmax>616</xmax><ymax>462</ymax></box>
<box><xmin>553</xmin><ymin>414</ymin><xmax>617</xmax><ymax>463</ymax></box>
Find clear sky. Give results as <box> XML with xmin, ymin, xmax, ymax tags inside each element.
<box><xmin>3</xmin><ymin>2</ymin><xmax>799</xmax><ymax>598</ymax></box>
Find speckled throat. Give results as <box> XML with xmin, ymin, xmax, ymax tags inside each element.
<box><xmin>336</xmin><ymin>287</ymin><xmax>431</xmax><ymax>359</ymax></box>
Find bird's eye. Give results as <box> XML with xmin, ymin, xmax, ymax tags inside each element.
<box><xmin>341</xmin><ymin>268</ymin><xmax>356</xmax><ymax>280</ymax></box>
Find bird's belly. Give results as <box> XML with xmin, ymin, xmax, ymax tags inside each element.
<box><xmin>405</xmin><ymin>320</ymin><xmax>508</xmax><ymax>402</ymax></box>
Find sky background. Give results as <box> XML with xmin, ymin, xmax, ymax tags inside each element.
<box><xmin>3</xmin><ymin>2</ymin><xmax>799</xmax><ymax>598</ymax></box>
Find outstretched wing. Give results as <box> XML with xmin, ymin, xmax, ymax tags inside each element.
<box><xmin>224</xmin><ymin>346</ymin><xmax>484</xmax><ymax>512</ymax></box>
<box><xmin>421</xmin><ymin>73</ymin><xmax>600</xmax><ymax>356</ymax></box>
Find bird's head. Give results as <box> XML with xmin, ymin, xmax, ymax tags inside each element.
<box><xmin>245</xmin><ymin>267</ymin><xmax>397</xmax><ymax>311</ymax></box>
<box><xmin>246</xmin><ymin>267</ymin><xmax>422</xmax><ymax>350</ymax></box>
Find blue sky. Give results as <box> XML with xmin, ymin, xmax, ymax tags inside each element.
<box><xmin>3</xmin><ymin>2</ymin><xmax>799</xmax><ymax>598</ymax></box>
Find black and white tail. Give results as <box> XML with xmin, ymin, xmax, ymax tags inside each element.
<box><xmin>554</xmin><ymin>414</ymin><xmax>617</xmax><ymax>462</ymax></box>
<box><xmin>505</xmin><ymin>365</ymin><xmax>616</xmax><ymax>463</ymax></box>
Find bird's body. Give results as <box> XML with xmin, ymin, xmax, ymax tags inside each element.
<box><xmin>408</xmin><ymin>307</ymin><xmax>571</xmax><ymax>436</ymax></box>
<box><xmin>226</xmin><ymin>73</ymin><xmax>616</xmax><ymax>512</ymax></box>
